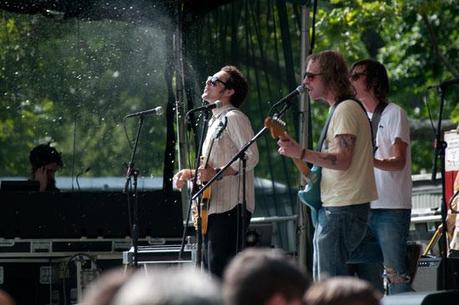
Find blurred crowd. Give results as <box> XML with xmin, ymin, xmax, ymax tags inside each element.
<box><xmin>0</xmin><ymin>248</ymin><xmax>382</xmax><ymax>305</ymax></box>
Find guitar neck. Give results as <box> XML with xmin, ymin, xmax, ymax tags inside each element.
<box><xmin>292</xmin><ymin>158</ymin><xmax>310</xmax><ymax>177</ymax></box>
<box><xmin>264</xmin><ymin>116</ymin><xmax>310</xmax><ymax>178</ymax></box>
<box><xmin>277</xmin><ymin>133</ymin><xmax>309</xmax><ymax>177</ymax></box>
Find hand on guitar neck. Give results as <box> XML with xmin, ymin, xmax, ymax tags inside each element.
<box><xmin>173</xmin><ymin>165</ymin><xmax>228</xmax><ymax>190</ymax></box>
<box><xmin>173</xmin><ymin>169</ymin><xmax>194</xmax><ymax>190</ymax></box>
<box><xmin>264</xmin><ymin>116</ymin><xmax>310</xmax><ymax>178</ymax></box>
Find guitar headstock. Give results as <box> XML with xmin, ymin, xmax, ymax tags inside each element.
<box><xmin>264</xmin><ymin>116</ymin><xmax>287</xmax><ymax>139</ymax></box>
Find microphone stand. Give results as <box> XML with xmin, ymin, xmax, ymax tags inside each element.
<box><xmin>124</xmin><ymin>115</ymin><xmax>145</xmax><ymax>268</ymax></box>
<box><xmin>236</xmin><ymin>155</ymin><xmax>247</xmax><ymax>251</ymax></box>
<box><xmin>191</xmin><ymin>97</ymin><xmax>295</xmax><ymax>252</ymax></box>
<box><xmin>178</xmin><ymin>110</ymin><xmax>210</xmax><ymax>268</ymax></box>
<box><xmin>431</xmin><ymin>85</ymin><xmax>449</xmax><ymax>289</ymax></box>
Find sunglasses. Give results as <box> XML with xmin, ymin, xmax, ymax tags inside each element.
<box><xmin>350</xmin><ymin>72</ymin><xmax>367</xmax><ymax>81</ymax></box>
<box><xmin>206</xmin><ymin>76</ymin><xmax>228</xmax><ymax>87</ymax></box>
<box><xmin>303</xmin><ymin>71</ymin><xmax>323</xmax><ymax>81</ymax></box>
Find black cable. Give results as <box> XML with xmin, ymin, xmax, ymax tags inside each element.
<box><xmin>310</xmin><ymin>0</ymin><xmax>318</xmax><ymax>54</ymax></box>
<box><xmin>61</xmin><ymin>253</ymin><xmax>96</xmax><ymax>305</ymax></box>
<box><xmin>122</xmin><ymin>119</ymin><xmax>134</xmax><ymax>150</ymax></box>
<box><xmin>423</xmin><ymin>91</ymin><xmax>437</xmax><ymax>137</ymax></box>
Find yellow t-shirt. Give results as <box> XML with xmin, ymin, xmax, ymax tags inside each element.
<box><xmin>321</xmin><ymin>100</ymin><xmax>378</xmax><ymax>207</ymax></box>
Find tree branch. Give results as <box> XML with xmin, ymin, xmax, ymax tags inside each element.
<box><xmin>421</xmin><ymin>12</ymin><xmax>459</xmax><ymax>77</ymax></box>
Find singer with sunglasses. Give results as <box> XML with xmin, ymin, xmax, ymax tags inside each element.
<box><xmin>348</xmin><ymin>59</ymin><xmax>413</xmax><ymax>294</ymax></box>
<box><xmin>277</xmin><ymin>50</ymin><xmax>377</xmax><ymax>280</ymax></box>
<box><xmin>173</xmin><ymin>66</ymin><xmax>259</xmax><ymax>277</ymax></box>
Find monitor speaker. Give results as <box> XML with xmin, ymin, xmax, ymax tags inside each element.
<box><xmin>412</xmin><ymin>257</ymin><xmax>459</xmax><ymax>291</ymax></box>
<box><xmin>412</xmin><ymin>257</ymin><xmax>442</xmax><ymax>291</ymax></box>
<box><xmin>382</xmin><ymin>290</ymin><xmax>459</xmax><ymax>305</ymax></box>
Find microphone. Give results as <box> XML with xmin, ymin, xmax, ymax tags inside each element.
<box><xmin>440</xmin><ymin>78</ymin><xmax>459</xmax><ymax>90</ymax></box>
<box><xmin>427</xmin><ymin>78</ymin><xmax>459</xmax><ymax>90</ymax></box>
<box><xmin>76</xmin><ymin>167</ymin><xmax>91</xmax><ymax>191</ymax></box>
<box><xmin>272</xmin><ymin>84</ymin><xmax>306</xmax><ymax>108</ymax></box>
<box><xmin>124</xmin><ymin>106</ymin><xmax>163</xmax><ymax>119</ymax></box>
<box><xmin>186</xmin><ymin>101</ymin><xmax>223</xmax><ymax>117</ymax></box>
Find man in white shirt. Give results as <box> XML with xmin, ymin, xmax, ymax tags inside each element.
<box><xmin>174</xmin><ymin>66</ymin><xmax>259</xmax><ymax>277</ymax></box>
<box><xmin>350</xmin><ymin>59</ymin><xmax>412</xmax><ymax>294</ymax></box>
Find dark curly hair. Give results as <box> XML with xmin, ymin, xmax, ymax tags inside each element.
<box><xmin>351</xmin><ymin>59</ymin><xmax>389</xmax><ymax>103</ymax></box>
<box><xmin>307</xmin><ymin>50</ymin><xmax>355</xmax><ymax>102</ymax></box>
<box><xmin>220</xmin><ymin>65</ymin><xmax>249</xmax><ymax>108</ymax></box>
<box><xmin>29</xmin><ymin>143</ymin><xmax>63</xmax><ymax>172</ymax></box>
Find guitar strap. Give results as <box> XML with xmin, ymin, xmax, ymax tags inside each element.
<box><xmin>317</xmin><ymin>98</ymin><xmax>374</xmax><ymax>152</ymax></box>
<box><xmin>370</xmin><ymin>101</ymin><xmax>388</xmax><ymax>155</ymax></box>
<box><xmin>317</xmin><ymin>101</ymin><xmax>342</xmax><ymax>151</ymax></box>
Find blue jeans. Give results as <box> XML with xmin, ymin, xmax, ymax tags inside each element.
<box><xmin>350</xmin><ymin>209</ymin><xmax>412</xmax><ymax>294</ymax></box>
<box><xmin>313</xmin><ymin>203</ymin><xmax>370</xmax><ymax>280</ymax></box>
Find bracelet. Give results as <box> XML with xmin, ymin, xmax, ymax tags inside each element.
<box><xmin>300</xmin><ymin>148</ymin><xmax>306</xmax><ymax>160</ymax></box>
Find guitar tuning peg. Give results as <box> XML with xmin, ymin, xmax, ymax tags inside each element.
<box><xmin>274</xmin><ymin>117</ymin><xmax>286</xmax><ymax>126</ymax></box>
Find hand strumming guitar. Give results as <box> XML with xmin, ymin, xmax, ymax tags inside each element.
<box><xmin>197</xmin><ymin>164</ymin><xmax>217</xmax><ymax>182</ymax></box>
<box><xmin>277</xmin><ymin>131</ymin><xmax>303</xmax><ymax>160</ymax></box>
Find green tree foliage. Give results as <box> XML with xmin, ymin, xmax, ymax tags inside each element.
<box><xmin>188</xmin><ymin>0</ymin><xmax>458</xmax><ymax>185</ymax></box>
<box><xmin>1</xmin><ymin>0</ymin><xmax>458</xmax><ymax>182</ymax></box>
<box><xmin>310</xmin><ymin>0</ymin><xmax>459</xmax><ymax>173</ymax></box>
<box><xmin>0</xmin><ymin>14</ymin><xmax>171</xmax><ymax>178</ymax></box>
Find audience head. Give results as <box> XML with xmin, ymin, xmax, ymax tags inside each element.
<box><xmin>112</xmin><ymin>266</ymin><xmax>223</xmax><ymax>305</ymax></box>
<box><xmin>223</xmin><ymin>248</ymin><xmax>310</xmax><ymax>305</ymax></box>
<box><xmin>80</xmin><ymin>268</ymin><xmax>133</xmax><ymax>305</ymax></box>
<box><xmin>304</xmin><ymin>276</ymin><xmax>382</xmax><ymax>305</ymax></box>
<box><xmin>0</xmin><ymin>290</ymin><xmax>16</xmax><ymax>305</ymax></box>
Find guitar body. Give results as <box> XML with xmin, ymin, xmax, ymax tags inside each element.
<box><xmin>191</xmin><ymin>181</ymin><xmax>211</xmax><ymax>236</ymax></box>
<box><xmin>298</xmin><ymin>165</ymin><xmax>322</xmax><ymax>227</ymax></box>
<box><xmin>192</xmin><ymin>118</ymin><xmax>227</xmax><ymax>237</ymax></box>
<box><xmin>200</xmin><ymin>186</ymin><xmax>211</xmax><ymax>235</ymax></box>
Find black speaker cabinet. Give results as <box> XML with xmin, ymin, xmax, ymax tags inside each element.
<box><xmin>0</xmin><ymin>257</ymin><xmax>121</xmax><ymax>305</ymax></box>
<box><xmin>382</xmin><ymin>290</ymin><xmax>459</xmax><ymax>305</ymax></box>
<box><xmin>0</xmin><ymin>259</ymin><xmax>58</xmax><ymax>305</ymax></box>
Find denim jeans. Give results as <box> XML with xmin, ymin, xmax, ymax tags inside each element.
<box><xmin>350</xmin><ymin>209</ymin><xmax>412</xmax><ymax>294</ymax></box>
<box><xmin>313</xmin><ymin>203</ymin><xmax>370</xmax><ymax>280</ymax></box>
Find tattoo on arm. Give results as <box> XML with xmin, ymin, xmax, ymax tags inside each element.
<box><xmin>321</xmin><ymin>155</ymin><xmax>337</xmax><ymax>166</ymax></box>
<box><xmin>337</xmin><ymin>135</ymin><xmax>356</xmax><ymax>150</ymax></box>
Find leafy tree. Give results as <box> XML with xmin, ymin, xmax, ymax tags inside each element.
<box><xmin>1</xmin><ymin>0</ymin><xmax>458</xmax><ymax>181</ymax></box>
<box><xmin>0</xmin><ymin>14</ymin><xmax>171</xmax><ymax>178</ymax></box>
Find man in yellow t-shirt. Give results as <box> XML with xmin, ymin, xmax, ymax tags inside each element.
<box><xmin>278</xmin><ymin>50</ymin><xmax>377</xmax><ymax>280</ymax></box>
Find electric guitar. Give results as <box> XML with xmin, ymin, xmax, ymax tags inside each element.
<box><xmin>264</xmin><ymin>116</ymin><xmax>322</xmax><ymax>226</ymax></box>
<box><xmin>193</xmin><ymin>116</ymin><xmax>228</xmax><ymax>236</ymax></box>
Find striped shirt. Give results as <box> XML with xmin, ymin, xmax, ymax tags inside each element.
<box><xmin>202</xmin><ymin>104</ymin><xmax>259</xmax><ymax>215</ymax></box>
